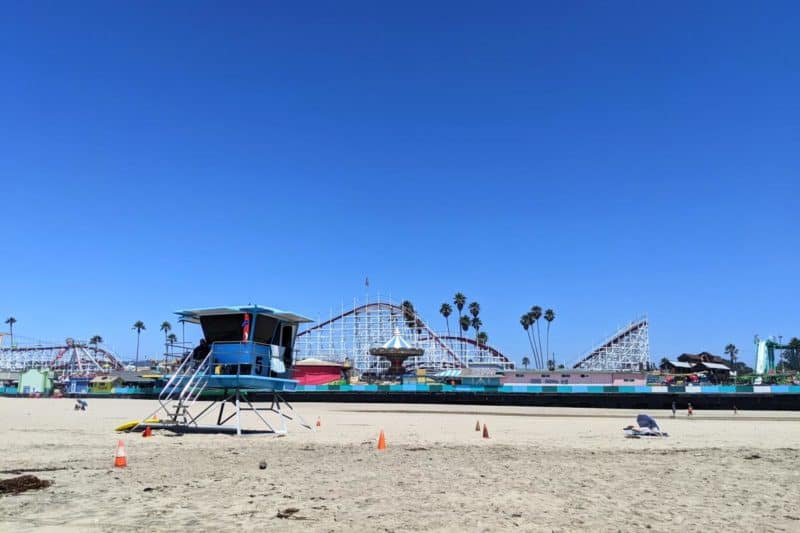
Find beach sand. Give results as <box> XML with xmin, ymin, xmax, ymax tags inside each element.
<box><xmin>1</xmin><ymin>398</ymin><xmax>799</xmax><ymax>532</ymax></box>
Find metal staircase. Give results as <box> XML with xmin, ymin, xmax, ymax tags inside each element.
<box><xmin>148</xmin><ymin>350</ymin><xmax>212</xmax><ymax>427</ymax></box>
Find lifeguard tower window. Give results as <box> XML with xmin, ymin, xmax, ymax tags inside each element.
<box><xmin>253</xmin><ymin>316</ymin><xmax>279</xmax><ymax>345</ymax></box>
<box><xmin>200</xmin><ymin>315</ymin><xmax>246</xmax><ymax>343</ymax></box>
<box><xmin>280</xmin><ymin>325</ymin><xmax>294</xmax><ymax>368</ymax></box>
<box><xmin>199</xmin><ymin>314</ymin><xmax>279</xmax><ymax>345</ymax></box>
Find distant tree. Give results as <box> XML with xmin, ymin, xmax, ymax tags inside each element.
<box><xmin>544</xmin><ymin>308</ymin><xmax>555</xmax><ymax>363</ymax></box>
<box><xmin>453</xmin><ymin>293</ymin><xmax>466</xmax><ymax>325</ymax></box>
<box><xmin>471</xmin><ymin>317</ymin><xmax>483</xmax><ymax>342</ymax></box>
<box><xmin>724</xmin><ymin>344</ymin><xmax>738</xmax><ymax>370</ymax></box>
<box><xmin>468</xmin><ymin>301</ymin><xmax>480</xmax><ymax>319</ymax></box>
<box><xmin>400</xmin><ymin>300</ymin><xmax>417</xmax><ymax>331</ymax></box>
<box><xmin>521</xmin><ymin>356</ymin><xmax>530</xmax><ymax>369</ymax></box>
<box><xmin>459</xmin><ymin>315</ymin><xmax>471</xmax><ymax>359</ymax></box>
<box><xmin>780</xmin><ymin>338</ymin><xmax>800</xmax><ymax>371</ymax></box>
<box><xmin>471</xmin><ymin>317</ymin><xmax>483</xmax><ymax>360</ymax></box>
<box><xmin>132</xmin><ymin>321</ymin><xmax>146</xmax><ymax>366</ymax></box>
<box><xmin>90</xmin><ymin>335</ymin><xmax>103</xmax><ymax>356</ymax></box>
<box><xmin>439</xmin><ymin>303</ymin><xmax>452</xmax><ymax>338</ymax></box>
<box><xmin>160</xmin><ymin>321</ymin><xmax>172</xmax><ymax>358</ymax></box>
<box><xmin>557</xmin><ymin>364</ymin><xmax>565</xmax><ymax>369</ymax></box>
<box><xmin>165</xmin><ymin>332</ymin><xmax>178</xmax><ymax>360</ymax></box>
<box><xmin>4</xmin><ymin>317</ymin><xmax>17</xmax><ymax>346</ymax></box>
<box><xmin>453</xmin><ymin>293</ymin><xmax>467</xmax><ymax>358</ymax></box>
<box><xmin>547</xmin><ymin>359</ymin><xmax>555</xmax><ymax>371</ymax></box>
<box><xmin>476</xmin><ymin>331</ymin><xmax>488</xmax><ymax>346</ymax></box>
<box><xmin>520</xmin><ymin>314</ymin><xmax>538</xmax><ymax>368</ymax></box>
<box><xmin>733</xmin><ymin>361</ymin><xmax>754</xmax><ymax>375</ymax></box>
<box><xmin>659</xmin><ymin>357</ymin><xmax>671</xmax><ymax>371</ymax></box>
<box><xmin>529</xmin><ymin>306</ymin><xmax>543</xmax><ymax>363</ymax></box>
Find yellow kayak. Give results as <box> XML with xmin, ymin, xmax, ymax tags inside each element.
<box><xmin>115</xmin><ymin>418</ymin><xmax>160</xmax><ymax>432</ymax></box>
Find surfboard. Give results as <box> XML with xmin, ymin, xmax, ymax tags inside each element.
<box><xmin>115</xmin><ymin>418</ymin><xmax>160</xmax><ymax>432</ymax></box>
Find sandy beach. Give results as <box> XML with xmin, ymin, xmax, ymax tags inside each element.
<box><xmin>1</xmin><ymin>398</ymin><xmax>799</xmax><ymax>532</ymax></box>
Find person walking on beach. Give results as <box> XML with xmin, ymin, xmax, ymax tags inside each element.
<box><xmin>687</xmin><ymin>402</ymin><xmax>693</xmax><ymax>417</ymax></box>
<box><xmin>671</xmin><ymin>401</ymin><xmax>676</xmax><ymax>418</ymax></box>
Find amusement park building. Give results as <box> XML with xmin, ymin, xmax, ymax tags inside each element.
<box><xmin>501</xmin><ymin>370</ymin><xmax>647</xmax><ymax>386</ymax></box>
<box><xmin>18</xmin><ymin>368</ymin><xmax>53</xmax><ymax>395</ymax></box>
<box><xmin>292</xmin><ymin>358</ymin><xmax>347</xmax><ymax>385</ymax></box>
<box><xmin>677</xmin><ymin>352</ymin><xmax>728</xmax><ymax>366</ymax></box>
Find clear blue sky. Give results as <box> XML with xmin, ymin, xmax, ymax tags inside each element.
<box><xmin>2</xmin><ymin>2</ymin><xmax>798</xmax><ymax>366</ymax></box>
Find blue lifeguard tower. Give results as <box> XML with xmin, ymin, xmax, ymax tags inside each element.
<box><xmin>135</xmin><ymin>305</ymin><xmax>314</xmax><ymax>435</ymax></box>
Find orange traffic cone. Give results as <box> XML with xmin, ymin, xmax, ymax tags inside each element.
<box><xmin>377</xmin><ymin>430</ymin><xmax>387</xmax><ymax>451</ymax></box>
<box><xmin>482</xmin><ymin>424</ymin><xmax>490</xmax><ymax>439</ymax></box>
<box><xmin>142</xmin><ymin>426</ymin><xmax>152</xmax><ymax>438</ymax></box>
<box><xmin>316</xmin><ymin>417</ymin><xmax>321</xmax><ymax>428</ymax></box>
<box><xmin>114</xmin><ymin>440</ymin><xmax>127</xmax><ymax>468</ymax></box>
<box><xmin>475</xmin><ymin>420</ymin><xmax>481</xmax><ymax>431</ymax></box>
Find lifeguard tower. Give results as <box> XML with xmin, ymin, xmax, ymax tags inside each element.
<box><xmin>133</xmin><ymin>305</ymin><xmax>313</xmax><ymax>435</ymax></box>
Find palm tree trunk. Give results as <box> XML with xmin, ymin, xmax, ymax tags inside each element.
<box><xmin>526</xmin><ymin>329</ymin><xmax>538</xmax><ymax>368</ymax></box>
<box><xmin>135</xmin><ymin>332</ymin><xmax>140</xmax><ymax>367</ymax></box>
<box><xmin>535</xmin><ymin>322</ymin><xmax>544</xmax><ymax>365</ymax></box>
<box><xmin>457</xmin><ymin>312</ymin><xmax>463</xmax><ymax>360</ymax></box>
<box><xmin>546</xmin><ymin>322</ymin><xmax>551</xmax><ymax>368</ymax></box>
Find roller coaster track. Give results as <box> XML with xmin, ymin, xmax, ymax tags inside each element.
<box><xmin>0</xmin><ymin>340</ymin><xmax>123</xmax><ymax>373</ymax></box>
<box><xmin>296</xmin><ymin>302</ymin><xmax>514</xmax><ymax>372</ymax></box>
<box><xmin>573</xmin><ymin>316</ymin><xmax>649</xmax><ymax>371</ymax></box>
<box><xmin>419</xmin><ymin>335</ymin><xmax>512</xmax><ymax>364</ymax></box>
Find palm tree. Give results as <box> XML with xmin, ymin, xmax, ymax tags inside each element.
<box><xmin>724</xmin><ymin>344</ymin><xmax>738</xmax><ymax>369</ymax></box>
<box><xmin>468</xmin><ymin>301</ymin><xmax>480</xmax><ymax>319</ymax></box>
<box><xmin>160</xmin><ymin>321</ymin><xmax>172</xmax><ymax>358</ymax></box>
<box><xmin>453</xmin><ymin>293</ymin><xmax>466</xmax><ymax>319</ymax></box>
<box><xmin>520</xmin><ymin>314</ymin><xmax>538</xmax><ymax>368</ymax></box>
<box><xmin>439</xmin><ymin>303</ymin><xmax>452</xmax><ymax>338</ymax></box>
<box><xmin>166</xmin><ymin>333</ymin><xmax>178</xmax><ymax>361</ymax></box>
<box><xmin>521</xmin><ymin>356</ymin><xmax>530</xmax><ymax>369</ymax></box>
<box><xmin>529</xmin><ymin>306</ymin><xmax>544</xmax><ymax>363</ymax></box>
<box><xmin>471</xmin><ymin>315</ymin><xmax>482</xmax><ymax>345</ymax></box>
<box><xmin>4</xmin><ymin>317</ymin><xmax>17</xmax><ymax>346</ymax></box>
<box><xmin>459</xmin><ymin>315</ymin><xmax>471</xmax><ymax>360</ymax></box>
<box><xmin>400</xmin><ymin>300</ymin><xmax>417</xmax><ymax>332</ymax></box>
<box><xmin>724</xmin><ymin>344</ymin><xmax>739</xmax><ymax>382</ymax></box>
<box><xmin>477</xmin><ymin>330</ymin><xmax>488</xmax><ymax>359</ymax></box>
<box><xmin>544</xmin><ymin>309</ymin><xmax>555</xmax><ymax>364</ymax></box>
<box><xmin>90</xmin><ymin>334</ymin><xmax>103</xmax><ymax>357</ymax></box>
<box><xmin>519</xmin><ymin>313</ymin><xmax>537</xmax><ymax>364</ymax></box>
<box><xmin>453</xmin><ymin>293</ymin><xmax>466</xmax><ymax>357</ymax></box>
<box><xmin>132</xmin><ymin>321</ymin><xmax>146</xmax><ymax>367</ymax></box>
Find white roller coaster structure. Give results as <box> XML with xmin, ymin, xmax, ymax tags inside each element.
<box><xmin>295</xmin><ymin>298</ymin><xmax>515</xmax><ymax>374</ymax></box>
<box><xmin>572</xmin><ymin>316</ymin><xmax>649</xmax><ymax>371</ymax></box>
<box><xmin>0</xmin><ymin>337</ymin><xmax>123</xmax><ymax>374</ymax></box>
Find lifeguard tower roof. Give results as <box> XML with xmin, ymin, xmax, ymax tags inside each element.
<box><xmin>175</xmin><ymin>305</ymin><xmax>313</xmax><ymax>324</ymax></box>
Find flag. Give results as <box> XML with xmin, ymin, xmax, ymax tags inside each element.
<box><xmin>241</xmin><ymin>313</ymin><xmax>251</xmax><ymax>342</ymax></box>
